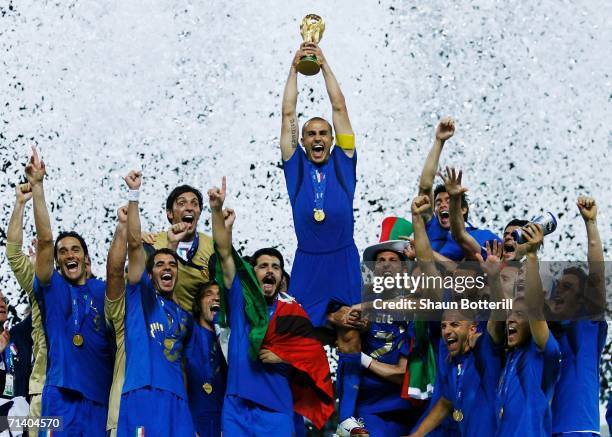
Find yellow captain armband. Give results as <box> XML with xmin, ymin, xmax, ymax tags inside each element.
<box><xmin>336</xmin><ymin>133</ymin><xmax>355</xmax><ymax>151</ymax></box>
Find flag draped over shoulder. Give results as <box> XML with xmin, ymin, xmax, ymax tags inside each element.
<box><xmin>214</xmin><ymin>246</ymin><xmax>334</xmax><ymax>428</ymax></box>
<box><xmin>401</xmin><ymin>321</ymin><xmax>436</xmax><ymax>402</ymax></box>
<box><xmin>214</xmin><ymin>246</ymin><xmax>269</xmax><ymax>361</ymax></box>
<box><xmin>262</xmin><ymin>292</ymin><xmax>334</xmax><ymax>430</ymax></box>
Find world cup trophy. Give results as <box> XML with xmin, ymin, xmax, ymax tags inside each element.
<box><xmin>297</xmin><ymin>14</ymin><xmax>325</xmax><ymax>76</ymax></box>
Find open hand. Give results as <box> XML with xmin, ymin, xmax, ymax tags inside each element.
<box><xmin>439</xmin><ymin>167</ymin><xmax>468</xmax><ymax>197</ymax></box>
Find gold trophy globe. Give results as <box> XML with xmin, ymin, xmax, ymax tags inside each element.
<box><xmin>297</xmin><ymin>14</ymin><xmax>325</xmax><ymax>76</ymax></box>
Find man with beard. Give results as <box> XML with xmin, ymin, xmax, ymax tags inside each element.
<box><xmin>5</xmin><ymin>182</ymin><xmax>47</xmax><ymax>434</ymax></box>
<box><xmin>549</xmin><ymin>196</ymin><xmax>607</xmax><ymax>437</ymax></box>
<box><xmin>496</xmin><ymin>223</ymin><xmax>561</xmax><ymax>436</ymax></box>
<box><xmin>110</xmin><ymin>170</ymin><xmax>194</xmax><ymax>436</ymax></box>
<box><xmin>185</xmin><ymin>280</ymin><xmax>226</xmax><ymax>436</ymax></box>
<box><xmin>25</xmin><ymin>147</ymin><xmax>113</xmax><ymax>435</ymax></box>
<box><xmin>357</xmin><ymin>236</ymin><xmax>428</xmax><ymax>437</ymax></box>
<box><xmin>280</xmin><ymin>42</ymin><xmax>366</xmax><ymax>437</ymax></box>
<box><xmin>417</xmin><ymin>120</ymin><xmax>500</xmax><ymax>261</ymax></box>
<box><xmin>142</xmin><ymin>184</ymin><xmax>214</xmax><ymax>312</ymax></box>
<box><xmin>408</xmin><ymin>196</ymin><xmax>504</xmax><ymax>437</ymax></box>
<box><xmin>209</xmin><ymin>177</ymin><xmax>333</xmax><ymax>435</ymax></box>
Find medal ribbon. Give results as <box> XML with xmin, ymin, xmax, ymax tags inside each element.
<box><xmin>496</xmin><ymin>349</ymin><xmax>520</xmax><ymax>419</ymax></box>
<box><xmin>185</xmin><ymin>232</ymin><xmax>199</xmax><ymax>262</ymax></box>
<box><xmin>69</xmin><ymin>285</ymin><xmax>92</xmax><ymax>338</ymax></box>
<box><xmin>454</xmin><ymin>360</ymin><xmax>465</xmax><ymax>414</ymax></box>
<box><xmin>310</xmin><ymin>166</ymin><xmax>327</xmax><ymax>214</ymax></box>
<box><xmin>156</xmin><ymin>295</ymin><xmax>179</xmax><ymax>338</ymax></box>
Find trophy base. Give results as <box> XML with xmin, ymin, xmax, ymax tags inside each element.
<box><xmin>297</xmin><ymin>55</ymin><xmax>321</xmax><ymax>76</ymax></box>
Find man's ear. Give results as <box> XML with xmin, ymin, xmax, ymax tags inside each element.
<box><xmin>166</xmin><ymin>210</ymin><xmax>174</xmax><ymax>223</ymax></box>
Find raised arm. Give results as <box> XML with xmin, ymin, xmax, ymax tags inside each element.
<box><xmin>24</xmin><ymin>147</ymin><xmax>54</xmax><ymax>285</ymax></box>
<box><xmin>124</xmin><ymin>171</ymin><xmax>145</xmax><ymax>284</ymax></box>
<box><xmin>280</xmin><ymin>47</ymin><xmax>311</xmax><ymax>161</ymax></box>
<box><xmin>522</xmin><ymin>223</ymin><xmax>549</xmax><ymax>350</ymax></box>
<box><xmin>208</xmin><ymin>177</ymin><xmax>236</xmax><ymax>289</ymax></box>
<box><xmin>6</xmin><ymin>183</ymin><xmax>35</xmax><ymax>293</ymax></box>
<box><xmin>418</xmin><ymin>118</ymin><xmax>455</xmax><ymax>222</ymax></box>
<box><xmin>441</xmin><ymin>167</ymin><xmax>481</xmax><ymax>260</ymax></box>
<box><xmin>412</xmin><ymin>195</ymin><xmax>444</xmax><ymax>301</ymax></box>
<box><xmin>576</xmin><ymin>196</ymin><xmax>605</xmax><ymax>315</ymax></box>
<box><xmin>106</xmin><ymin>206</ymin><xmax>128</xmax><ymax>300</ymax></box>
<box><xmin>476</xmin><ymin>241</ymin><xmax>506</xmax><ymax>344</ymax></box>
<box><xmin>311</xmin><ymin>44</ymin><xmax>355</xmax><ymax>155</ymax></box>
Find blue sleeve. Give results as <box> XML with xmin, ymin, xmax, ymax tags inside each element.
<box><xmin>34</xmin><ymin>270</ymin><xmax>69</xmax><ymax>318</ymax></box>
<box><xmin>539</xmin><ymin>334</ymin><xmax>561</xmax><ymax>395</ymax></box>
<box><xmin>225</xmin><ymin>275</ymin><xmax>244</xmax><ymax>327</ymax></box>
<box><xmin>606</xmin><ymin>394</ymin><xmax>612</xmax><ymax>435</ymax></box>
<box><xmin>472</xmin><ymin>332</ymin><xmax>502</xmax><ymax>386</ymax></box>
<box><xmin>282</xmin><ymin>146</ymin><xmax>305</xmax><ymax>206</ymax></box>
<box><xmin>331</xmin><ymin>146</ymin><xmax>357</xmax><ymax>195</ymax></box>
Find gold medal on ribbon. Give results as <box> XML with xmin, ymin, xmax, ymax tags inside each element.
<box><xmin>313</xmin><ymin>209</ymin><xmax>325</xmax><ymax>222</ymax></box>
<box><xmin>73</xmin><ymin>333</ymin><xmax>84</xmax><ymax>347</ymax></box>
<box><xmin>452</xmin><ymin>409</ymin><xmax>464</xmax><ymax>422</ymax></box>
<box><xmin>202</xmin><ymin>383</ymin><xmax>213</xmax><ymax>395</ymax></box>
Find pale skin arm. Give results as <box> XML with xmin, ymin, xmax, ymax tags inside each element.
<box><xmin>124</xmin><ymin>171</ymin><xmax>146</xmax><ymax>285</ymax></box>
<box><xmin>475</xmin><ymin>241</ymin><xmax>506</xmax><ymax>344</ymax></box>
<box><xmin>418</xmin><ymin>118</ymin><xmax>455</xmax><ymax>222</ymax></box>
<box><xmin>310</xmin><ymin>44</ymin><xmax>355</xmax><ymax>156</ymax></box>
<box><xmin>441</xmin><ymin>167</ymin><xmax>482</xmax><ymax>260</ymax></box>
<box><xmin>7</xmin><ymin>183</ymin><xmax>32</xmax><ymax>246</ymax></box>
<box><xmin>106</xmin><ymin>206</ymin><xmax>128</xmax><ymax>300</ymax></box>
<box><xmin>412</xmin><ymin>195</ymin><xmax>443</xmax><ymax>300</ymax></box>
<box><xmin>208</xmin><ymin>176</ymin><xmax>236</xmax><ymax>290</ymax></box>
<box><xmin>408</xmin><ymin>397</ymin><xmax>453</xmax><ymax>437</ymax></box>
<box><xmin>366</xmin><ymin>355</ymin><xmax>407</xmax><ymax>385</ymax></box>
<box><xmin>280</xmin><ymin>45</ymin><xmax>311</xmax><ymax>161</ymax></box>
<box><xmin>522</xmin><ymin>223</ymin><xmax>549</xmax><ymax>350</ymax></box>
<box><xmin>576</xmin><ymin>196</ymin><xmax>606</xmax><ymax>314</ymax></box>
<box><xmin>25</xmin><ymin>146</ymin><xmax>54</xmax><ymax>284</ymax></box>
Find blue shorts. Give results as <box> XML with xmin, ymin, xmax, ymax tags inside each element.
<box><xmin>117</xmin><ymin>387</ymin><xmax>193</xmax><ymax>437</ymax></box>
<box><xmin>222</xmin><ymin>395</ymin><xmax>293</xmax><ymax>436</ymax></box>
<box><xmin>193</xmin><ymin>413</ymin><xmax>221</xmax><ymax>437</ymax></box>
<box><xmin>40</xmin><ymin>385</ymin><xmax>107</xmax><ymax>437</ymax></box>
<box><xmin>289</xmin><ymin>244</ymin><xmax>362</xmax><ymax>327</ymax></box>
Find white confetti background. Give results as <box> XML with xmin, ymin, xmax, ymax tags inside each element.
<box><xmin>1</xmin><ymin>0</ymin><xmax>612</xmax><ymax>420</ymax></box>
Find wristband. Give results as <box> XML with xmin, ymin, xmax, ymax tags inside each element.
<box><xmin>336</xmin><ymin>133</ymin><xmax>355</xmax><ymax>151</ymax></box>
<box><xmin>128</xmin><ymin>190</ymin><xmax>140</xmax><ymax>202</ymax></box>
<box><xmin>360</xmin><ymin>352</ymin><xmax>373</xmax><ymax>369</ymax></box>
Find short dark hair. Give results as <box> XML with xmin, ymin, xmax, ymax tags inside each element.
<box><xmin>301</xmin><ymin>117</ymin><xmax>333</xmax><ymax>138</ymax></box>
<box><xmin>504</xmin><ymin>219</ymin><xmax>529</xmax><ymax>231</ymax></box>
<box><xmin>165</xmin><ymin>185</ymin><xmax>203</xmax><ymax>222</ymax></box>
<box><xmin>192</xmin><ymin>280</ymin><xmax>219</xmax><ymax>320</ymax></box>
<box><xmin>434</xmin><ymin>184</ymin><xmax>469</xmax><ymax>221</ymax></box>
<box><xmin>54</xmin><ymin>231</ymin><xmax>89</xmax><ymax>262</ymax></box>
<box><xmin>146</xmin><ymin>248</ymin><xmax>179</xmax><ymax>274</ymax></box>
<box><xmin>250</xmin><ymin>248</ymin><xmax>285</xmax><ymax>272</ymax></box>
<box><xmin>561</xmin><ymin>266</ymin><xmax>588</xmax><ymax>293</ymax></box>
<box><xmin>282</xmin><ymin>271</ymin><xmax>291</xmax><ymax>289</ymax></box>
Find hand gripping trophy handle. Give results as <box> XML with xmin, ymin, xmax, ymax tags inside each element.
<box><xmin>298</xmin><ymin>14</ymin><xmax>325</xmax><ymax>76</ymax></box>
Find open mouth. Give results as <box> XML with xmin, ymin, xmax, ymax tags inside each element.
<box><xmin>66</xmin><ymin>261</ymin><xmax>79</xmax><ymax>273</ymax></box>
<box><xmin>311</xmin><ymin>144</ymin><xmax>325</xmax><ymax>159</ymax></box>
<box><xmin>504</xmin><ymin>244</ymin><xmax>515</xmax><ymax>253</ymax></box>
<box><xmin>445</xmin><ymin>336</ymin><xmax>458</xmax><ymax>348</ymax></box>
<box><xmin>507</xmin><ymin>325</ymin><xmax>518</xmax><ymax>341</ymax></box>
<box><xmin>262</xmin><ymin>276</ymin><xmax>276</xmax><ymax>293</ymax></box>
<box><xmin>182</xmin><ymin>215</ymin><xmax>194</xmax><ymax>225</ymax></box>
<box><xmin>210</xmin><ymin>304</ymin><xmax>220</xmax><ymax>312</ymax></box>
<box><xmin>440</xmin><ymin>211</ymin><xmax>450</xmax><ymax>219</ymax></box>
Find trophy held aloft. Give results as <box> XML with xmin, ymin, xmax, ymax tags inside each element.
<box><xmin>297</xmin><ymin>14</ymin><xmax>325</xmax><ymax>76</ymax></box>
